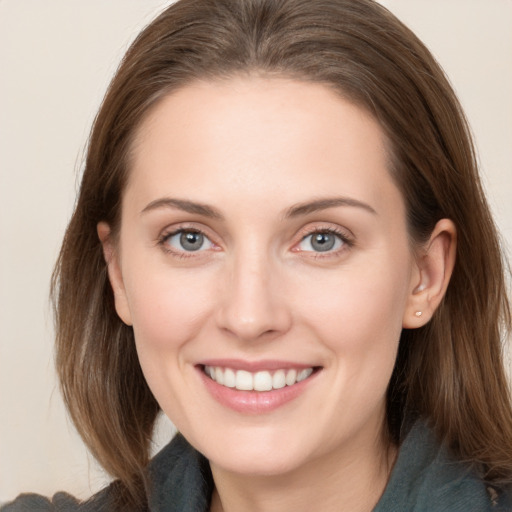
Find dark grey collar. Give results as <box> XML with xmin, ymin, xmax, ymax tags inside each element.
<box><xmin>147</xmin><ymin>433</ymin><xmax>213</xmax><ymax>512</ymax></box>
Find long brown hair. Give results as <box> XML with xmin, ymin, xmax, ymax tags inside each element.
<box><xmin>52</xmin><ymin>0</ymin><xmax>512</xmax><ymax>507</ymax></box>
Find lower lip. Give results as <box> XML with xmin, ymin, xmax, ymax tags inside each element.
<box><xmin>198</xmin><ymin>367</ymin><xmax>319</xmax><ymax>414</ymax></box>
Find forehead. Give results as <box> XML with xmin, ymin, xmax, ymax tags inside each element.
<box><xmin>125</xmin><ymin>77</ymin><xmax>403</xmax><ymax>221</ymax></box>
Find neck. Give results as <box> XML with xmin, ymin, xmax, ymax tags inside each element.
<box><xmin>209</xmin><ymin>423</ymin><xmax>397</xmax><ymax>512</ymax></box>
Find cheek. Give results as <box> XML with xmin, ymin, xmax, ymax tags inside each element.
<box><xmin>122</xmin><ymin>266</ymin><xmax>218</xmax><ymax>417</ymax></box>
<box><xmin>296</xmin><ymin>255</ymin><xmax>410</xmax><ymax>367</ymax></box>
<box><xmin>123</xmin><ymin>265</ymin><xmax>216</xmax><ymax>356</ymax></box>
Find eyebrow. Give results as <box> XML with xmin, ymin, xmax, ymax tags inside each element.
<box><xmin>140</xmin><ymin>198</ymin><xmax>224</xmax><ymax>219</ymax></box>
<box><xmin>140</xmin><ymin>195</ymin><xmax>377</xmax><ymax>219</ymax></box>
<box><xmin>285</xmin><ymin>197</ymin><xmax>377</xmax><ymax>218</ymax></box>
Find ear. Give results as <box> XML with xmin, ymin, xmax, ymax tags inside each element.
<box><xmin>402</xmin><ymin>218</ymin><xmax>457</xmax><ymax>328</ymax></box>
<box><xmin>97</xmin><ymin>222</ymin><xmax>133</xmax><ymax>326</ymax></box>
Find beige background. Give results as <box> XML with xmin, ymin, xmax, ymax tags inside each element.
<box><xmin>1</xmin><ymin>0</ymin><xmax>511</xmax><ymax>503</ymax></box>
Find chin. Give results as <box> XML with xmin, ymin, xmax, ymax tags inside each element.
<box><xmin>195</xmin><ymin>426</ymin><xmax>315</xmax><ymax>477</ymax></box>
<box><xmin>210</xmin><ymin>448</ymin><xmax>308</xmax><ymax>477</ymax></box>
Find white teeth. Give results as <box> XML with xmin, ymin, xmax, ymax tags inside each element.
<box><xmin>223</xmin><ymin>368</ymin><xmax>236</xmax><ymax>388</ymax></box>
<box><xmin>215</xmin><ymin>367</ymin><xmax>224</xmax><ymax>385</ymax></box>
<box><xmin>235</xmin><ymin>370</ymin><xmax>253</xmax><ymax>391</ymax></box>
<box><xmin>296</xmin><ymin>368</ymin><xmax>313</xmax><ymax>382</ymax></box>
<box><xmin>272</xmin><ymin>370</ymin><xmax>286</xmax><ymax>389</ymax></box>
<box><xmin>204</xmin><ymin>365</ymin><xmax>315</xmax><ymax>391</ymax></box>
<box><xmin>285</xmin><ymin>369</ymin><xmax>297</xmax><ymax>386</ymax></box>
<box><xmin>254</xmin><ymin>371</ymin><xmax>273</xmax><ymax>391</ymax></box>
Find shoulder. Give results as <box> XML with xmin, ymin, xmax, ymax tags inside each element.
<box><xmin>374</xmin><ymin>420</ymin><xmax>512</xmax><ymax>512</ymax></box>
<box><xmin>1</xmin><ymin>482</ymin><xmax>132</xmax><ymax>512</ymax></box>
<box><xmin>1</xmin><ymin>492</ymin><xmax>81</xmax><ymax>511</ymax></box>
<box><xmin>1</xmin><ymin>488</ymin><xmax>117</xmax><ymax>512</ymax></box>
<box><xmin>1</xmin><ymin>434</ymin><xmax>212</xmax><ymax>512</ymax></box>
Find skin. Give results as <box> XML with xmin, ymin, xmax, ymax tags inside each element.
<box><xmin>99</xmin><ymin>77</ymin><xmax>456</xmax><ymax>512</ymax></box>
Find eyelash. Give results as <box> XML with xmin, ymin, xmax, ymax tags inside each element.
<box><xmin>157</xmin><ymin>225</ymin><xmax>353</xmax><ymax>259</ymax></box>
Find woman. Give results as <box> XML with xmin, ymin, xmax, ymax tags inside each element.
<box><xmin>3</xmin><ymin>0</ymin><xmax>512</xmax><ymax>510</ymax></box>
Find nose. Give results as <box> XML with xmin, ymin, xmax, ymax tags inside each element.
<box><xmin>215</xmin><ymin>251</ymin><xmax>292</xmax><ymax>342</ymax></box>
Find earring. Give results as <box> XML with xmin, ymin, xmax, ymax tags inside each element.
<box><xmin>415</xmin><ymin>311</ymin><xmax>422</xmax><ymax>317</ymax></box>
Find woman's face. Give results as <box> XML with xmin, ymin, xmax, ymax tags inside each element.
<box><xmin>106</xmin><ymin>77</ymin><xmax>422</xmax><ymax>477</ymax></box>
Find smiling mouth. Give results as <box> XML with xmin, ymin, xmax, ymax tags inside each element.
<box><xmin>203</xmin><ymin>365</ymin><xmax>318</xmax><ymax>392</ymax></box>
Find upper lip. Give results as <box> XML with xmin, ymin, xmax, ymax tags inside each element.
<box><xmin>197</xmin><ymin>358</ymin><xmax>319</xmax><ymax>372</ymax></box>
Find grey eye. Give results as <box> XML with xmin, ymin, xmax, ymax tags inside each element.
<box><xmin>166</xmin><ymin>230</ymin><xmax>213</xmax><ymax>252</ymax></box>
<box><xmin>180</xmin><ymin>231</ymin><xmax>204</xmax><ymax>251</ymax></box>
<box><xmin>298</xmin><ymin>231</ymin><xmax>343</xmax><ymax>252</ymax></box>
<box><xmin>311</xmin><ymin>232</ymin><xmax>336</xmax><ymax>251</ymax></box>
